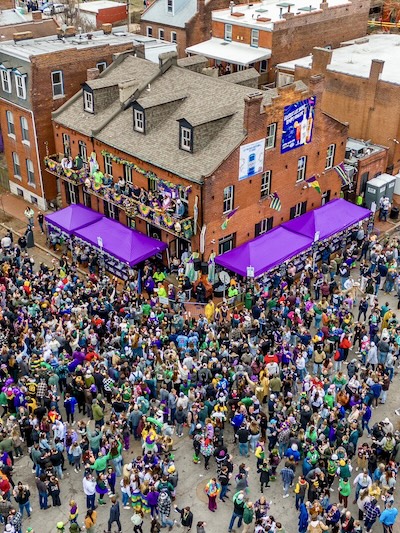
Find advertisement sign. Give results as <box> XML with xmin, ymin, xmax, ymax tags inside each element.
<box><xmin>281</xmin><ymin>96</ymin><xmax>316</xmax><ymax>154</ymax></box>
<box><xmin>238</xmin><ymin>138</ymin><xmax>266</xmax><ymax>181</ymax></box>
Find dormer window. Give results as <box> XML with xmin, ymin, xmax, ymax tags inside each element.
<box><xmin>167</xmin><ymin>0</ymin><xmax>173</xmax><ymax>13</ymax></box>
<box><xmin>180</xmin><ymin>126</ymin><xmax>192</xmax><ymax>152</ymax></box>
<box><xmin>134</xmin><ymin>109</ymin><xmax>145</xmax><ymax>133</ymax></box>
<box><xmin>84</xmin><ymin>90</ymin><xmax>94</xmax><ymax>113</ymax></box>
<box><xmin>15</xmin><ymin>74</ymin><xmax>27</xmax><ymax>100</ymax></box>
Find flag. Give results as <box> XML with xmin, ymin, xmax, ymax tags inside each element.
<box><xmin>221</xmin><ymin>206</ymin><xmax>239</xmax><ymax>230</ymax></box>
<box><xmin>306</xmin><ymin>175</ymin><xmax>321</xmax><ymax>194</ymax></box>
<box><xmin>269</xmin><ymin>192</ymin><xmax>281</xmax><ymax>211</ymax></box>
<box><xmin>333</xmin><ymin>163</ymin><xmax>350</xmax><ymax>186</ymax></box>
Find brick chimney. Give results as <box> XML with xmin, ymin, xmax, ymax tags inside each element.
<box><xmin>243</xmin><ymin>92</ymin><xmax>263</xmax><ymax>132</ymax></box>
<box><xmin>159</xmin><ymin>51</ymin><xmax>178</xmax><ymax>72</ymax></box>
<box><xmin>311</xmin><ymin>47</ymin><xmax>332</xmax><ymax>76</ymax></box>
<box><xmin>197</xmin><ymin>0</ymin><xmax>205</xmax><ymax>12</ymax></box>
<box><xmin>87</xmin><ymin>67</ymin><xmax>100</xmax><ymax>81</ymax></box>
<box><xmin>31</xmin><ymin>10</ymin><xmax>42</xmax><ymax>21</ymax></box>
<box><xmin>13</xmin><ymin>31</ymin><xmax>33</xmax><ymax>41</ymax></box>
<box><xmin>102</xmin><ymin>23</ymin><xmax>112</xmax><ymax>34</ymax></box>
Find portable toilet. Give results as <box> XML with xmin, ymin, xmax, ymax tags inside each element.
<box><xmin>394</xmin><ymin>173</ymin><xmax>400</xmax><ymax>196</ymax></box>
<box><xmin>364</xmin><ymin>176</ymin><xmax>387</xmax><ymax>210</ymax></box>
<box><xmin>379</xmin><ymin>173</ymin><xmax>396</xmax><ymax>201</ymax></box>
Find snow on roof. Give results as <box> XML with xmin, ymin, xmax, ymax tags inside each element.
<box><xmin>79</xmin><ymin>0</ymin><xmax>125</xmax><ymax>13</ymax></box>
<box><xmin>277</xmin><ymin>34</ymin><xmax>400</xmax><ymax>86</ymax></box>
<box><xmin>186</xmin><ymin>37</ymin><xmax>271</xmax><ymax>66</ymax></box>
<box><xmin>211</xmin><ymin>0</ymin><xmax>350</xmax><ymax>29</ymax></box>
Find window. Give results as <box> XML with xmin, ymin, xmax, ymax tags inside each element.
<box><xmin>83</xmin><ymin>191</ymin><xmax>91</xmax><ymax>208</ymax></box>
<box><xmin>223</xmin><ymin>185</ymin><xmax>234</xmax><ymax>214</ymax></box>
<box><xmin>78</xmin><ymin>140</ymin><xmax>87</xmax><ymax>161</ymax></box>
<box><xmin>251</xmin><ymin>29</ymin><xmax>259</xmax><ymax>48</ymax></box>
<box><xmin>260</xmin><ymin>170</ymin><xmax>271</xmax><ymax>199</ymax></box>
<box><xmin>30</xmin><ymin>195</ymin><xmax>38</xmax><ymax>205</ymax></box>
<box><xmin>84</xmin><ymin>91</ymin><xmax>94</xmax><ymax>113</ymax></box>
<box><xmin>20</xmin><ymin>116</ymin><xmax>29</xmax><ymax>143</ymax></box>
<box><xmin>224</xmin><ymin>24</ymin><xmax>232</xmax><ymax>41</ymax></box>
<box><xmin>148</xmin><ymin>176</ymin><xmax>157</xmax><ymax>192</ymax></box>
<box><xmin>321</xmin><ymin>190</ymin><xmax>331</xmax><ymax>206</ymax></box>
<box><xmin>12</xmin><ymin>152</ymin><xmax>21</xmax><ymax>177</ymax></box>
<box><xmin>159</xmin><ymin>28</ymin><xmax>165</xmax><ymax>40</ymax></box>
<box><xmin>96</xmin><ymin>61</ymin><xmax>107</xmax><ymax>73</ymax></box>
<box><xmin>15</xmin><ymin>75</ymin><xmax>26</xmax><ymax>99</ymax></box>
<box><xmin>65</xmin><ymin>182</ymin><xmax>79</xmax><ymax>204</ymax></box>
<box><xmin>167</xmin><ymin>0</ymin><xmax>173</xmax><ymax>13</ymax></box>
<box><xmin>17</xmin><ymin>187</ymin><xmax>23</xmax><ymax>197</ymax></box>
<box><xmin>104</xmin><ymin>200</ymin><xmax>119</xmax><ymax>221</ymax></box>
<box><xmin>1</xmin><ymin>70</ymin><xmax>11</xmax><ymax>93</ymax></box>
<box><xmin>297</xmin><ymin>155</ymin><xmax>307</xmax><ymax>182</ymax></box>
<box><xmin>146</xmin><ymin>26</ymin><xmax>153</xmax><ymax>37</ymax></box>
<box><xmin>26</xmin><ymin>159</ymin><xmax>35</xmax><ymax>186</ymax></box>
<box><xmin>325</xmin><ymin>143</ymin><xmax>335</xmax><ymax>170</ymax></box>
<box><xmin>134</xmin><ymin>109</ymin><xmax>145</xmax><ymax>132</ymax></box>
<box><xmin>62</xmin><ymin>133</ymin><xmax>71</xmax><ymax>157</ymax></box>
<box><xmin>290</xmin><ymin>201</ymin><xmax>307</xmax><ymax>219</ymax></box>
<box><xmin>218</xmin><ymin>233</ymin><xmax>236</xmax><ymax>255</ymax></box>
<box><xmin>171</xmin><ymin>31</ymin><xmax>177</xmax><ymax>43</ymax></box>
<box><xmin>104</xmin><ymin>154</ymin><xmax>113</xmax><ymax>175</ymax></box>
<box><xmin>260</xmin><ymin>60</ymin><xmax>268</xmax><ymax>73</ymax></box>
<box><xmin>180</xmin><ymin>126</ymin><xmax>192</xmax><ymax>152</ymax></box>
<box><xmin>265</xmin><ymin>123</ymin><xmax>276</xmax><ymax>149</ymax></box>
<box><xmin>255</xmin><ymin>216</ymin><xmax>273</xmax><ymax>236</ymax></box>
<box><xmin>51</xmin><ymin>70</ymin><xmax>64</xmax><ymax>98</ymax></box>
<box><xmin>124</xmin><ymin>164</ymin><xmax>133</xmax><ymax>183</ymax></box>
<box><xmin>6</xmin><ymin>111</ymin><xmax>15</xmax><ymax>136</ymax></box>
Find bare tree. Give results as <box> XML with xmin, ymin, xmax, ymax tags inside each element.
<box><xmin>61</xmin><ymin>0</ymin><xmax>96</xmax><ymax>32</ymax></box>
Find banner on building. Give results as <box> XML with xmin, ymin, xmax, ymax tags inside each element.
<box><xmin>238</xmin><ymin>139</ymin><xmax>266</xmax><ymax>181</ymax></box>
<box><xmin>281</xmin><ymin>96</ymin><xmax>316</xmax><ymax>154</ymax></box>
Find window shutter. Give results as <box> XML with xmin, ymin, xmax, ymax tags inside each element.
<box><xmin>268</xmin><ymin>216</ymin><xmax>274</xmax><ymax>231</ymax></box>
<box><xmin>255</xmin><ymin>222</ymin><xmax>261</xmax><ymax>237</ymax></box>
<box><xmin>301</xmin><ymin>201</ymin><xmax>307</xmax><ymax>214</ymax></box>
<box><xmin>290</xmin><ymin>207</ymin><xmax>295</xmax><ymax>220</ymax></box>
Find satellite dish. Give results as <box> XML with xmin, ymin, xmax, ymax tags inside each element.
<box><xmin>219</xmin><ymin>271</ymin><xmax>231</xmax><ymax>285</ymax></box>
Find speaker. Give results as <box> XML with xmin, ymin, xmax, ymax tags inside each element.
<box><xmin>193</xmin><ymin>258</ymin><xmax>201</xmax><ymax>271</ymax></box>
<box><xmin>201</xmin><ymin>262</ymin><xmax>208</xmax><ymax>275</ymax></box>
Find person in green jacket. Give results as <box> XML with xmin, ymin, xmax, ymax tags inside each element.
<box><xmin>87</xmin><ymin>422</ymin><xmax>104</xmax><ymax>457</ymax></box>
<box><xmin>91</xmin><ymin>452</ymin><xmax>109</xmax><ymax>475</ymax></box>
<box><xmin>92</xmin><ymin>400</ymin><xmax>104</xmax><ymax>427</ymax></box>
<box><xmin>338</xmin><ymin>477</ymin><xmax>351</xmax><ymax>508</ymax></box>
<box><xmin>242</xmin><ymin>501</ymin><xmax>254</xmax><ymax>533</ymax></box>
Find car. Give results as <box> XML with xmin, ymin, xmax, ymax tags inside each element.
<box><xmin>39</xmin><ymin>1</ymin><xmax>54</xmax><ymax>11</ymax></box>
<box><xmin>43</xmin><ymin>2</ymin><xmax>64</xmax><ymax>14</ymax></box>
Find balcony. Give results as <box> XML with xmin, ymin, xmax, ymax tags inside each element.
<box><xmin>44</xmin><ymin>154</ymin><xmax>195</xmax><ymax>240</ymax></box>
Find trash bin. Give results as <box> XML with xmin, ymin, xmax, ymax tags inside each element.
<box><xmin>390</xmin><ymin>207</ymin><xmax>399</xmax><ymax>220</ymax></box>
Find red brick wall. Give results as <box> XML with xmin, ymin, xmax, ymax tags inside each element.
<box><xmin>96</xmin><ymin>6</ymin><xmax>128</xmax><ymax>27</ymax></box>
<box><xmin>139</xmin><ymin>22</ymin><xmax>187</xmax><ymax>56</ymax></box>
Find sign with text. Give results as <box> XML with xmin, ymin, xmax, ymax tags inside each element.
<box><xmin>281</xmin><ymin>96</ymin><xmax>316</xmax><ymax>154</ymax></box>
<box><xmin>238</xmin><ymin>138</ymin><xmax>266</xmax><ymax>181</ymax></box>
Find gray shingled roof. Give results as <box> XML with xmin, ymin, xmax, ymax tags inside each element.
<box><xmin>136</xmin><ymin>90</ymin><xmax>188</xmax><ymax>110</ymax></box>
<box><xmin>179</xmin><ymin>104</ymin><xmax>236</xmax><ymax>127</ymax></box>
<box><xmin>222</xmin><ymin>68</ymin><xmax>260</xmax><ymax>84</ymax></box>
<box><xmin>54</xmin><ymin>55</ymin><xmax>263</xmax><ymax>183</ymax></box>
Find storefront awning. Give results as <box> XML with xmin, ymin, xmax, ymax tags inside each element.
<box><xmin>74</xmin><ymin>217</ymin><xmax>167</xmax><ymax>267</ymax></box>
<box><xmin>45</xmin><ymin>204</ymin><xmax>103</xmax><ymax>233</ymax></box>
<box><xmin>186</xmin><ymin>38</ymin><xmax>271</xmax><ymax>66</ymax></box>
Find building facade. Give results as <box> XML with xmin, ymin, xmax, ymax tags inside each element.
<box><xmin>185</xmin><ymin>0</ymin><xmax>369</xmax><ymax>85</ymax></box>
<box><xmin>46</xmin><ymin>52</ymin><xmax>347</xmax><ymax>267</ymax></box>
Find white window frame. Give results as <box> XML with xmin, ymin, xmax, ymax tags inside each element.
<box><xmin>224</xmin><ymin>23</ymin><xmax>232</xmax><ymax>41</ymax></box>
<box><xmin>167</xmin><ymin>0</ymin><xmax>173</xmax><ymax>13</ymax></box>
<box><xmin>260</xmin><ymin>59</ymin><xmax>268</xmax><ymax>73</ymax></box>
<box><xmin>124</xmin><ymin>164</ymin><xmax>133</xmax><ymax>183</ymax></box>
<box><xmin>251</xmin><ymin>29</ymin><xmax>259</xmax><ymax>48</ymax></box>
<box><xmin>158</xmin><ymin>28</ymin><xmax>165</xmax><ymax>40</ymax></box>
<box><xmin>265</xmin><ymin>123</ymin><xmax>276</xmax><ymax>149</ymax></box>
<box><xmin>218</xmin><ymin>233</ymin><xmax>235</xmax><ymax>255</ymax></box>
<box><xmin>1</xmin><ymin>70</ymin><xmax>11</xmax><ymax>93</ymax></box>
<box><xmin>15</xmin><ymin>75</ymin><xmax>26</xmax><ymax>100</ymax></box>
<box><xmin>104</xmin><ymin>154</ymin><xmax>113</xmax><ymax>175</ymax></box>
<box><xmin>325</xmin><ymin>143</ymin><xmax>335</xmax><ymax>170</ymax></box>
<box><xmin>180</xmin><ymin>126</ymin><xmax>192</xmax><ymax>152</ymax></box>
<box><xmin>223</xmin><ymin>185</ymin><xmax>234</xmax><ymax>214</ymax></box>
<box><xmin>20</xmin><ymin>116</ymin><xmax>29</xmax><ymax>144</ymax></box>
<box><xmin>51</xmin><ymin>70</ymin><xmax>64</xmax><ymax>98</ymax></box>
<box><xmin>67</xmin><ymin>182</ymin><xmax>78</xmax><ymax>204</ymax></box>
<box><xmin>26</xmin><ymin>159</ymin><xmax>35</xmax><ymax>186</ymax></box>
<box><xmin>146</xmin><ymin>26</ymin><xmax>153</xmax><ymax>37</ymax></box>
<box><xmin>171</xmin><ymin>31</ymin><xmax>177</xmax><ymax>43</ymax></box>
<box><xmin>6</xmin><ymin>110</ymin><xmax>15</xmax><ymax>137</ymax></box>
<box><xmin>260</xmin><ymin>170</ymin><xmax>271</xmax><ymax>199</ymax></box>
<box><xmin>259</xmin><ymin>217</ymin><xmax>273</xmax><ymax>235</ymax></box>
<box><xmin>297</xmin><ymin>155</ymin><xmax>307</xmax><ymax>182</ymax></box>
<box><xmin>134</xmin><ymin>109</ymin><xmax>145</xmax><ymax>132</ymax></box>
<box><xmin>12</xmin><ymin>152</ymin><xmax>21</xmax><ymax>178</ymax></box>
<box><xmin>96</xmin><ymin>61</ymin><xmax>107</xmax><ymax>73</ymax></box>
<box><xmin>293</xmin><ymin>202</ymin><xmax>304</xmax><ymax>218</ymax></box>
<box><xmin>78</xmin><ymin>140</ymin><xmax>87</xmax><ymax>161</ymax></box>
<box><xmin>62</xmin><ymin>133</ymin><xmax>71</xmax><ymax>157</ymax></box>
<box><xmin>84</xmin><ymin>90</ymin><xmax>94</xmax><ymax>113</ymax></box>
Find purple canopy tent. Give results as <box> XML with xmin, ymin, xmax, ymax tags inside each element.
<box><xmin>45</xmin><ymin>204</ymin><xmax>103</xmax><ymax>233</ymax></box>
<box><xmin>282</xmin><ymin>198</ymin><xmax>370</xmax><ymax>241</ymax></box>
<box><xmin>74</xmin><ymin>217</ymin><xmax>167</xmax><ymax>266</ymax></box>
<box><xmin>215</xmin><ymin>227</ymin><xmax>313</xmax><ymax>278</ymax></box>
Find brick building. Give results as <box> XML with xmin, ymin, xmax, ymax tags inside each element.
<box><xmin>0</xmin><ymin>10</ymin><xmax>59</xmax><ymax>41</ymax></box>
<box><xmin>0</xmin><ymin>26</ymin><xmax>166</xmax><ymax>210</ymax></box>
<box><xmin>140</xmin><ymin>0</ymin><xmax>249</xmax><ymax>58</ymax></box>
<box><xmin>276</xmin><ymin>34</ymin><xmax>400</xmax><ymax>175</ymax></box>
<box><xmin>185</xmin><ymin>0</ymin><xmax>369</xmax><ymax>85</ymax></box>
<box><xmin>46</xmin><ymin>51</ymin><xmax>347</xmax><ymax>267</ymax></box>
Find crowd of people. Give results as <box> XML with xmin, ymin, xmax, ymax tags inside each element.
<box><xmin>0</xmin><ymin>220</ymin><xmax>398</xmax><ymax>533</ymax></box>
